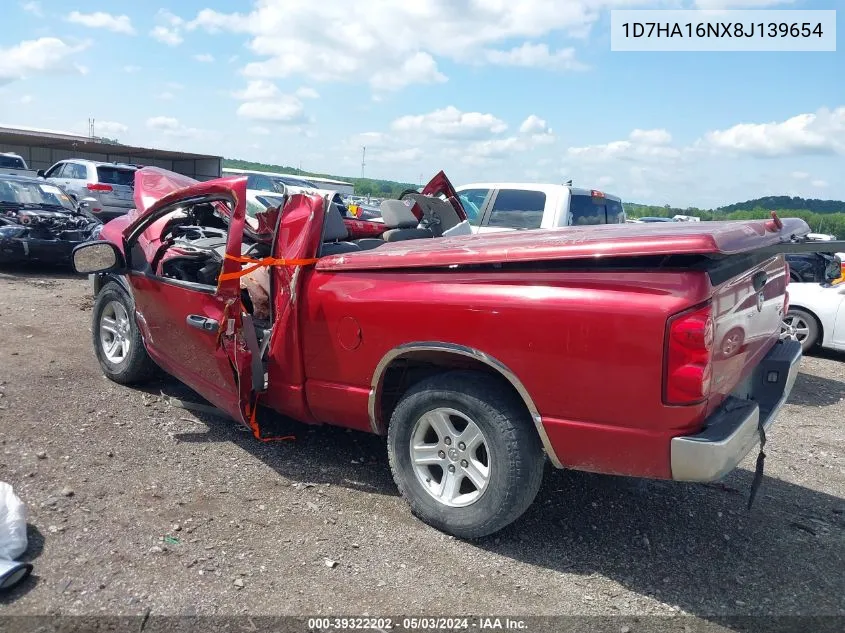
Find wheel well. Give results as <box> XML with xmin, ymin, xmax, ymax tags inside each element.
<box><xmin>371</xmin><ymin>347</ymin><xmax>562</xmax><ymax>468</ymax></box>
<box><xmin>788</xmin><ymin>305</ymin><xmax>824</xmax><ymax>342</ymax></box>
<box><xmin>375</xmin><ymin>353</ymin><xmax>504</xmax><ymax>430</ymax></box>
<box><xmin>94</xmin><ymin>273</ymin><xmax>130</xmax><ymax>296</ymax></box>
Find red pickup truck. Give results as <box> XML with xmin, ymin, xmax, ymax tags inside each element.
<box><xmin>72</xmin><ymin>167</ymin><xmax>827</xmax><ymax>538</ymax></box>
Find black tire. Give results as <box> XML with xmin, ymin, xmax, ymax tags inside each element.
<box><xmin>783</xmin><ymin>308</ymin><xmax>820</xmax><ymax>354</ymax></box>
<box><xmin>387</xmin><ymin>371</ymin><xmax>544</xmax><ymax>539</ymax></box>
<box><xmin>92</xmin><ymin>281</ymin><xmax>158</xmax><ymax>384</ymax></box>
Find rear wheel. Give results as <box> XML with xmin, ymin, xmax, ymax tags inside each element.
<box><xmin>387</xmin><ymin>371</ymin><xmax>544</xmax><ymax>539</ymax></box>
<box><xmin>781</xmin><ymin>308</ymin><xmax>820</xmax><ymax>353</ymax></box>
<box><xmin>92</xmin><ymin>282</ymin><xmax>157</xmax><ymax>384</ymax></box>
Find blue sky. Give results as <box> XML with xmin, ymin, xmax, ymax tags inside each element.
<box><xmin>0</xmin><ymin>0</ymin><xmax>842</xmax><ymax>207</ymax></box>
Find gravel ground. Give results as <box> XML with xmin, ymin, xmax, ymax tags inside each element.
<box><xmin>0</xmin><ymin>266</ymin><xmax>843</xmax><ymax>628</ymax></box>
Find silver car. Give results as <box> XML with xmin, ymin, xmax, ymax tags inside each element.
<box><xmin>39</xmin><ymin>160</ymin><xmax>137</xmax><ymax>220</ymax></box>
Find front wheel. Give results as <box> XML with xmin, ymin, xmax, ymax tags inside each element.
<box><xmin>92</xmin><ymin>281</ymin><xmax>158</xmax><ymax>384</ymax></box>
<box><xmin>387</xmin><ymin>371</ymin><xmax>544</xmax><ymax>539</ymax></box>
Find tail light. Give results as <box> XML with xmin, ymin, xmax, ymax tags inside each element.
<box><xmin>87</xmin><ymin>183</ymin><xmax>113</xmax><ymax>192</ymax></box>
<box><xmin>664</xmin><ymin>303</ymin><xmax>714</xmax><ymax>406</ymax></box>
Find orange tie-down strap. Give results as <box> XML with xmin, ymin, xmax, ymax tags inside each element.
<box><xmin>218</xmin><ymin>253</ymin><xmax>320</xmax><ymax>283</ymax></box>
<box><xmin>246</xmin><ymin>393</ymin><xmax>296</xmax><ymax>443</ymax></box>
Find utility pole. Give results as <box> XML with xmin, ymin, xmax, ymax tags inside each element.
<box><xmin>361</xmin><ymin>146</ymin><xmax>366</xmax><ymax>179</ymax></box>
<box><xmin>88</xmin><ymin>118</ymin><xmax>95</xmax><ymax>138</ymax></box>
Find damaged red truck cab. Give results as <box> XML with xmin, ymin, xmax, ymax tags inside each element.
<box><xmin>73</xmin><ymin>167</ymin><xmax>815</xmax><ymax>538</ymax></box>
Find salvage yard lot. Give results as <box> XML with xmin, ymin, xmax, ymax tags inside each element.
<box><xmin>0</xmin><ymin>266</ymin><xmax>843</xmax><ymax>621</ymax></box>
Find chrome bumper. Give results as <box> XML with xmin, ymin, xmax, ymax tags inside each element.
<box><xmin>670</xmin><ymin>339</ymin><xmax>802</xmax><ymax>482</ymax></box>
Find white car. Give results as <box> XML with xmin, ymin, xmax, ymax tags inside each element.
<box><xmin>781</xmin><ymin>281</ymin><xmax>845</xmax><ymax>353</ymax></box>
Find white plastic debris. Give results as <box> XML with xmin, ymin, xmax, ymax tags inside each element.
<box><xmin>0</xmin><ymin>482</ymin><xmax>27</xmax><ymax>561</ymax></box>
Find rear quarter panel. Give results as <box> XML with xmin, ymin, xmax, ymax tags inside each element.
<box><xmin>300</xmin><ymin>268</ymin><xmax>714</xmax><ymax>475</ymax></box>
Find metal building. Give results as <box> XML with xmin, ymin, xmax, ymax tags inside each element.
<box><xmin>0</xmin><ymin>125</ymin><xmax>222</xmax><ymax>180</ymax></box>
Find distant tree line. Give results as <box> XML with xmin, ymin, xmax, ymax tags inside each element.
<box><xmin>224</xmin><ymin>158</ymin><xmax>417</xmax><ymax>199</ymax></box>
<box><xmin>626</xmin><ymin>197</ymin><xmax>845</xmax><ymax>238</ymax></box>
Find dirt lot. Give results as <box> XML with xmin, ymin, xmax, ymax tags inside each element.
<box><xmin>0</xmin><ymin>266</ymin><xmax>843</xmax><ymax>628</ymax></box>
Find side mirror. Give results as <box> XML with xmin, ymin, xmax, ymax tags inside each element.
<box><xmin>36</xmin><ymin>169</ymin><xmax>45</xmax><ymax>178</ymax></box>
<box><xmin>72</xmin><ymin>241</ymin><xmax>125</xmax><ymax>274</ymax></box>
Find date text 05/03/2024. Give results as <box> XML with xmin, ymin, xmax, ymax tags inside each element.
<box><xmin>621</xmin><ymin>21</ymin><xmax>824</xmax><ymax>39</ymax></box>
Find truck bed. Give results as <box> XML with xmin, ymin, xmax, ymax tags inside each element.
<box><xmin>316</xmin><ymin>218</ymin><xmax>808</xmax><ymax>271</ymax></box>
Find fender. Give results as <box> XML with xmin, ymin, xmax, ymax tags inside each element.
<box><xmin>92</xmin><ymin>272</ymin><xmax>131</xmax><ymax>297</ymax></box>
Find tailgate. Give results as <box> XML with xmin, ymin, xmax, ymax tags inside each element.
<box><xmin>704</xmin><ymin>253</ymin><xmax>789</xmax><ymax>414</ymax></box>
<box><xmin>688</xmin><ymin>234</ymin><xmax>845</xmax><ymax>417</ymax></box>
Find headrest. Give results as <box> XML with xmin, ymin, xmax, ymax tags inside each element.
<box><xmin>323</xmin><ymin>202</ymin><xmax>349</xmax><ymax>241</ymax></box>
<box><xmin>380</xmin><ymin>199</ymin><xmax>420</xmax><ymax>229</ymax></box>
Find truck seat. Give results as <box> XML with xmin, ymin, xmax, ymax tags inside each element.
<box><xmin>380</xmin><ymin>199</ymin><xmax>433</xmax><ymax>242</ymax></box>
<box><xmin>320</xmin><ymin>203</ymin><xmax>360</xmax><ymax>256</ymax></box>
<box><xmin>401</xmin><ymin>193</ymin><xmax>462</xmax><ymax>237</ymax></box>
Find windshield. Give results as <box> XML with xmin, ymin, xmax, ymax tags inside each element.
<box><xmin>0</xmin><ymin>155</ymin><xmax>26</xmax><ymax>169</ymax></box>
<box><xmin>568</xmin><ymin>194</ymin><xmax>625</xmax><ymax>225</ymax></box>
<box><xmin>246</xmin><ymin>194</ymin><xmax>286</xmax><ymax>219</ymax></box>
<box><xmin>0</xmin><ymin>178</ymin><xmax>76</xmax><ymax>210</ymax></box>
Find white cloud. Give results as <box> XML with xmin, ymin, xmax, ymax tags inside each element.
<box><xmin>233</xmin><ymin>80</ymin><xmax>308</xmax><ymax>125</ymax></box>
<box><xmin>237</xmin><ymin>98</ymin><xmax>307</xmax><ymax>123</ymax></box>
<box><xmin>151</xmin><ymin>26</ymin><xmax>183</xmax><ymax>46</ymax></box>
<box><xmin>193</xmin><ymin>53</ymin><xmax>214</xmax><ymax>62</ymax></box>
<box><xmin>20</xmin><ymin>94</ymin><xmax>33</xmax><ymax>104</ymax></box>
<box><xmin>630</xmin><ymin>128</ymin><xmax>672</xmax><ymax>145</ymax></box>
<box><xmin>0</xmin><ymin>37</ymin><xmax>88</xmax><ymax>83</ymax></box>
<box><xmin>348</xmin><ymin>107</ymin><xmax>555</xmax><ymax>169</ymax></box>
<box><xmin>146</xmin><ymin>116</ymin><xmax>201</xmax><ymax>138</ymax></box>
<box><xmin>567</xmin><ymin>128</ymin><xmax>680</xmax><ymax>162</ymax></box>
<box><xmin>463</xmin><ymin>121</ymin><xmax>555</xmax><ymax>163</ymax></box>
<box><xmin>66</xmin><ymin>11</ymin><xmax>135</xmax><ymax>35</ymax></box>
<box><xmin>811</xmin><ymin>179</ymin><xmax>828</xmax><ymax>188</ymax></box>
<box><xmin>182</xmin><ymin>1</ymin><xmax>657</xmax><ymax>92</ymax></box>
<box><xmin>484</xmin><ymin>43</ymin><xmax>587</xmax><ymax>71</ymax></box>
<box><xmin>370</xmin><ymin>52</ymin><xmax>446</xmax><ymax>92</ymax></box>
<box><xmin>233</xmin><ymin>79</ymin><xmax>279</xmax><ymax>101</ymax></box>
<box><xmin>295</xmin><ymin>87</ymin><xmax>320</xmax><ymax>99</ymax></box>
<box><xmin>791</xmin><ymin>171</ymin><xmax>810</xmax><ymax>180</ymax></box>
<box><xmin>391</xmin><ymin>106</ymin><xmax>507</xmax><ymax>140</ymax></box>
<box><xmin>94</xmin><ymin>121</ymin><xmax>129</xmax><ymax>136</ymax></box>
<box><xmin>20</xmin><ymin>1</ymin><xmax>42</xmax><ymax>17</ymax></box>
<box><xmin>150</xmin><ymin>10</ymin><xmax>184</xmax><ymax>46</ymax></box>
<box><xmin>249</xmin><ymin>126</ymin><xmax>271</xmax><ymax>136</ymax></box>
<box><xmin>519</xmin><ymin>115</ymin><xmax>548</xmax><ymax>135</ymax></box>
<box><xmin>123</xmin><ymin>65</ymin><xmax>141</xmax><ymax>73</ymax></box>
<box><xmin>703</xmin><ymin>107</ymin><xmax>845</xmax><ymax>157</ymax></box>
<box><xmin>156</xmin><ymin>92</ymin><xmax>175</xmax><ymax>101</ymax></box>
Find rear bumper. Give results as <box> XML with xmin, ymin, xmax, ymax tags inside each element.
<box><xmin>670</xmin><ymin>339</ymin><xmax>802</xmax><ymax>482</ymax></box>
